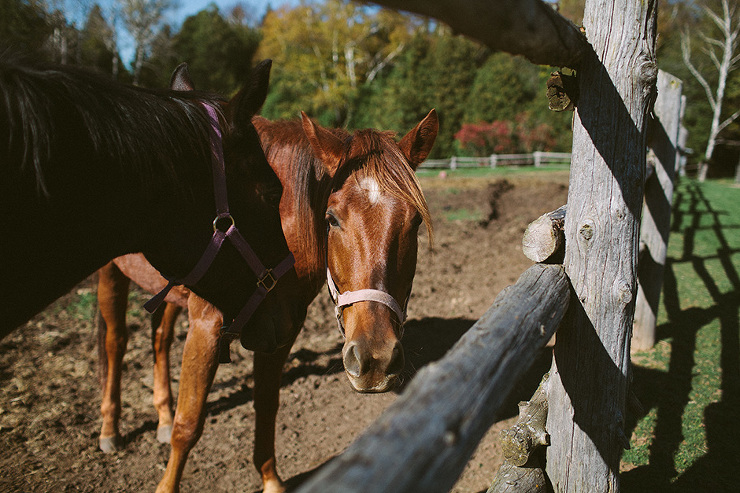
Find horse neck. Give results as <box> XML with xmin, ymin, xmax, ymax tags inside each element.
<box><xmin>259</xmin><ymin>121</ymin><xmax>339</xmax><ymax>295</ymax></box>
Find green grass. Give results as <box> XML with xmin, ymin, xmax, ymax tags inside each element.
<box><xmin>416</xmin><ymin>163</ymin><xmax>570</xmax><ymax>179</ymax></box>
<box><xmin>621</xmin><ymin>178</ymin><xmax>740</xmax><ymax>492</ymax></box>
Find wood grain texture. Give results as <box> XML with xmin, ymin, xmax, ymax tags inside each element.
<box><xmin>546</xmin><ymin>1</ymin><xmax>658</xmax><ymax>491</ymax></box>
<box><xmin>295</xmin><ymin>264</ymin><xmax>570</xmax><ymax>493</ymax></box>
<box><xmin>522</xmin><ymin>205</ymin><xmax>567</xmax><ymax>263</ymax></box>
<box><xmin>362</xmin><ymin>0</ymin><xmax>586</xmax><ymax>67</ymax></box>
<box><xmin>633</xmin><ymin>71</ymin><xmax>683</xmax><ymax>350</ymax></box>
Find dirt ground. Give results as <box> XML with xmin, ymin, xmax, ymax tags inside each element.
<box><xmin>0</xmin><ymin>170</ymin><xmax>569</xmax><ymax>493</ymax></box>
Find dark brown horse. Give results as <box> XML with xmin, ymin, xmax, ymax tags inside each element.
<box><xmin>0</xmin><ymin>52</ymin><xmax>300</xmax><ymax>354</ymax></box>
<box><xmin>97</xmin><ymin>63</ymin><xmax>438</xmax><ymax>493</ymax></box>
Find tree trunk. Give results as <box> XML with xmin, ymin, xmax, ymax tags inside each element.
<box><xmin>545</xmin><ymin>0</ymin><xmax>657</xmax><ymax>492</ymax></box>
<box><xmin>633</xmin><ymin>71</ymin><xmax>683</xmax><ymax>351</ymax></box>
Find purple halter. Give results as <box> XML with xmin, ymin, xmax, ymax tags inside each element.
<box><xmin>144</xmin><ymin>102</ymin><xmax>295</xmax><ymax>363</ymax></box>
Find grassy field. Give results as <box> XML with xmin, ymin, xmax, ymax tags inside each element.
<box><xmin>621</xmin><ymin>178</ymin><xmax>740</xmax><ymax>492</ymax></box>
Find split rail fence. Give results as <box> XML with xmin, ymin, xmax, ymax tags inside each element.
<box><xmin>421</xmin><ymin>151</ymin><xmax>572</xmax><ymax>169</ymax></box>
<box><xmin>293</xmin><ymin>1</ymin><xmax>677</xmax><ymax>492</ymax></box>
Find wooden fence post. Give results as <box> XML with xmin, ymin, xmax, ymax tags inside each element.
<box><xmin>632</xmin><ymin>71</ymin><xmax>683</xmax><ymax>351</ymax></box>
<box><xmin>545</xmin><ymin>1</ymin><xmax>657</xmax><ymax>491</ymax></box>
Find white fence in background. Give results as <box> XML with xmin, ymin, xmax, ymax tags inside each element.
<box><xmin>420</xmin><ymin>151</ymin><xmax>572</xmax><ymax>169</ymax></box>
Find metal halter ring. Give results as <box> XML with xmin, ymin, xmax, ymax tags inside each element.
<box><xmin>213</xmin><ymin>213</ymin><xmax>235</xmax><ymax>233</ymax></box>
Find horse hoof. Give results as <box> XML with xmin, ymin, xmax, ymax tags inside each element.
<box><xmin>157</xmin><ymin>425</ymin><xmax>172</xmax><ymax>444</ymax></box>
<box><xmin>99</xmin><ymin>435</ymin><xmax>123</xmax><ymax>453</ymax></box>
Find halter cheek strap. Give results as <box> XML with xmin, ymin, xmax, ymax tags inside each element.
<box><xmin>144</xmin><ymin>102</ymin><xmax>295</xmax><ymax>363</ymax></box>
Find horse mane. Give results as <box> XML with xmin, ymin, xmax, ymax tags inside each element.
<box><xmin>255</xmin><ymin>117</ymin><xmax>433</xmax><ymax>283</ymax></box>
<box><xmin>0</xmin><ymin>50</ymin><xmax>222</xmax><ymax>195</ymax></box>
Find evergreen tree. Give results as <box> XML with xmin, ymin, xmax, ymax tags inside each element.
<box><xmin>463</xmin><ymin>52</ymin><xmax>539</xmax><ymax>123</ymax></box>
<box><xmin>0</xmin><ymin>0</ymin><xmax>50</xmax><ymax>53</ymax></box>
<box><xmin>169</xmin><ymin>6</ymin><xmax>261</xmax><ymax>95</ymax></box>
<box><xmin>79</xmin><ymin>4</ymin><xmax>119</xmax><ymax>75</ymax></box>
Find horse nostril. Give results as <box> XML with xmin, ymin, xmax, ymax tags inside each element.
<box><xmin>343</xmin><ymin>343</ymin><xmax>362</xmax><ymax>378</ymax></box>
<box><xmin>387</xmin><ymin>341</ymin><xmax>405</xmax><ymax>376</ymax></box>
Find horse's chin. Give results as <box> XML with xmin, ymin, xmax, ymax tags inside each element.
<box><xmin>346</xmin><ymin>373</ymin><xmax>399</xmax><ymax>394</ymax></box>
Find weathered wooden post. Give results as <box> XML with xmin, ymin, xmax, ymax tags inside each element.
<box><xmin>632</xmin><ymin>71</ymin><xmax>683</xmax><ymax>351</ymax></box>
<box><xmin>545</xmin><ymin>1</ymin><xmax>657</xmax><ymax>492</ymax></box>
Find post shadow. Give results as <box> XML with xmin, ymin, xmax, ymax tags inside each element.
<box><xmin>622</xmin><ymin>181</ymin><xmax>740</xmax><ymax>491</ymax></box>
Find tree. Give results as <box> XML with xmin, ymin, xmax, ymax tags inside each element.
<box><xmin>460</xmin><ymin>51</ymin><xmax>573</xmax><ymax>153</ymax></box>
<box><xmin>79</xmin><ymin>4</ymin><xmax>120</xmax><ymax>75</ymax></box>
<box><xmin>167</xmin><ymin>6</ymin><xmax>261</xmax><ymax>94</ymax></box>
<box><xmin>463</xmin><ymin>52</ymin><xmax>540</xmax><ymax>123</ymax></box>
<box><xmin>0</xmin><ymin>0</ymin><xmax>51</xmax><ymax>53</ymax></box>
<box><xmin>118</xmin><ymin>0</ymin><xmax>174</xmax><ymax>85</ymax></box>
<box><xmin>258</xmin><ymin>0</ymin><xmax>417</xmax><ymax>127</ymax></box>
<box><xmin>682</xmin><ymin>0</ymin><xmax>740</xmax><ymax>180</ymax></box>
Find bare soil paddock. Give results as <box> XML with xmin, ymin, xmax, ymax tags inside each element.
<box><xmin>0</xmin><ymin>170</ymin><xmax>569</xmax><ymax>492</ymax></box>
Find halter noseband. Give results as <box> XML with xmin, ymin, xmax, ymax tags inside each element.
<box><xmin>144</xmin><ymin>102</ymin><xmax>295</xmax><ymax>363</ymax></box>
<box><xmin>325</xmin><ymin>232</ymin><xmax>409</xmax><ymax>338</ymax></box>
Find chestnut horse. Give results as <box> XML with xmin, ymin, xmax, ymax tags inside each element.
<box><xmin>0</xmin><ymin>53</ymin><xmax>299</xmax><ymax>353</ymax></box>
<box><xmin>96</xmin><ymin>63</ymin><xmax>438</xmax><ymax>493</ymax></box>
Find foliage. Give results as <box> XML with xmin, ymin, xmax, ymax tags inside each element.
<box><xmin>118</xmin><ymin>0</ymin><xmax>175</xmax><ymax>84</ymax></box>
<box><xmin>258</xmin><ymin>0</ymin><xmax>418</xmax><ymax>127</ymax></box>
<box><xmin>0</xmin><ymin>0</ymin><xmax>51</xmax><ymax>53</ymax></box>
<box><xmin>78</xmin><ymin>5</ymin><xmax>119</xmax><ymax>76</ymax></box>
<box><xmin>150</xmin><ymin>6</ymin><xmax>262</xmax><ymax>93</ymax></box>
<box><xmin>455</xmin><ymin>113</ymin><xmax>557</xmax><ymax>156</ymax></box>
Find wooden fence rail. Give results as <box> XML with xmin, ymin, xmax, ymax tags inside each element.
<box><xmin>294</xmin><ymin>264</ymin><xmax>570</xmax><ymax>493</ymax></box>
<box><xmin>421</xmin><ymin>151</ymin><xmax>572</xmax><ymax>170</ymax></box>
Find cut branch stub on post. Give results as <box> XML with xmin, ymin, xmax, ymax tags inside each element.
<box><xmin>488</xmin><ymin>374</ymin><xmax>551</xmax><ymax>493</ymax></box>
<box><xmin>294</xmin><ymin>264</ymin><xmax>570</xmax><ymax>493</ymax></box>
<box><xmin>522</xmin><ymin>205</ymin><xmax>567</xmax><ymax>263</ymax></box>
<box><xmin>547</xmin><ymin>71</ymin><xmax>578</xmax><ymax>112</ymax></box>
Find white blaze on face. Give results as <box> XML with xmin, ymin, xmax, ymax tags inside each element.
<box><xmin>360</xmin><ymin>177</ymin><xmax>382</xmax><ymax>204</ymax></box>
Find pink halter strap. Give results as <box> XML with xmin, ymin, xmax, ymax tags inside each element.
<box><xmin>326</xmin><ymin>268</ymin><xmax>407</xmax><ymax>337</ymax></box>
<box><xmin>144</xmin><ymin>102</ymin><xmax>295</xmax><ymax>363</ymax></box>
<box><xmin>325</xmin><ymin>233</ymin><xmax>408</xmax><ymax>337</ymax></box>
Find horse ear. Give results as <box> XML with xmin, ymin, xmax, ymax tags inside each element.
<box><xmin>301</xmin><ymin>111</ymin><xmax>344</xmax><ymax>176</ymax></box>
<box><xmin>170</xmin><ymin>63</ymin><xmax>195</xmax><ymax>91</ymax></box>
<box><xmin>399</xmin><ymin>109</ymin><xmax>438</xmax><ymax>170</ymax></box>
<box><xmin>232</xmin><ymin>59</ymin><xmax>272</xmax><ymax>127</ymax></box>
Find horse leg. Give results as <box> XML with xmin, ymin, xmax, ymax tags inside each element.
<box><xmin>97</xmin><ymin>261</ymin><xmax>130</xmax><ymax>453</ymax></box>
<box><xmin>253</xmin><ymin>342</ymin><xmax>295</xmax><ymax>493</ymax></box>
<box><xmin>152</xmin><ymin>302</ymin><xmax>182</xmax><ymax>444</ymax></box>
<box><xmin>156</xmin><ymin>295</ymin><xmax>221</xmax><ymax>493</ymax></box>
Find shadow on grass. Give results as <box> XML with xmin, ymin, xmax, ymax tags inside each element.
<box><xmin>623</xmin><ymin>181</ymin><xmax>740</xmax><ymax>492</ymax></box>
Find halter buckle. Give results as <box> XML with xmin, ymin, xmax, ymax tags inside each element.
<box><xmin>257</xmin><ymin>269</ymin><xmax>277</xmax><ymax>292</ymax></box>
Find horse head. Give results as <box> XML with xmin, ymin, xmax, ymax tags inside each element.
<box><xmin>302</xmin><ymin>110</ymin><xmax>438</xmax><ymax>392</ymax></box>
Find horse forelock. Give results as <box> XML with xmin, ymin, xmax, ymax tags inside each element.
<box><xmin>343</xmin><ymin>130</ymin><xmax>434</xmax><ymax>248</ymax></box>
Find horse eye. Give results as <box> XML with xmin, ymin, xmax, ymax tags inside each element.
<box><xmin>326</xmin><ymin>212</ymin><xmax>340</xmax><ymax>228</ymax></box>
